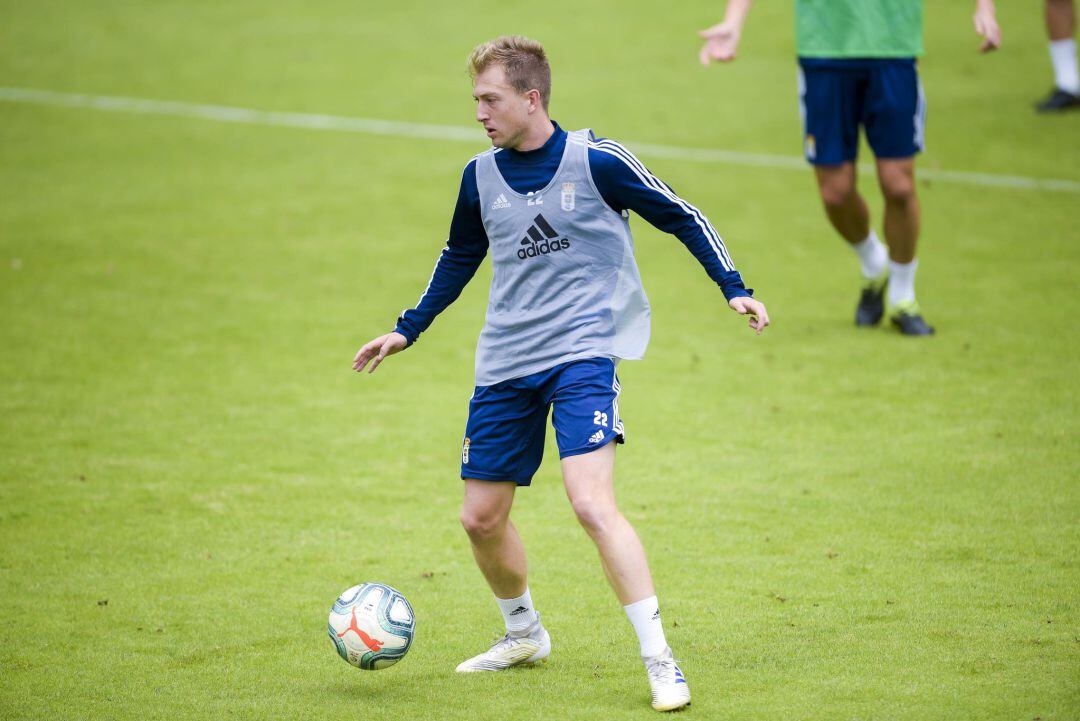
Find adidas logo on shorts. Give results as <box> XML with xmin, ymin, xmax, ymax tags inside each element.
<box><xmin>588</xmin><ymin>429</ymin><xmax>605</xmax><ymax>444</ymax></box>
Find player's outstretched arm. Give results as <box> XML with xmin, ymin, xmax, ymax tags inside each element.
<box><xmin>358</xmin><ymin>160</ymin><xmax>488</xmax><ymax>374</ymax></box>
<box><xmin>728</xmin><ymin>296</ymin><xmax>769</xmax><ymax>335</ymax></box>
<box><xmin>587</xmin><ymin>137</ymin><xmax>762</xmax><ymax>331</ymax></box>
<box><xmin>699</xmin><ymin>0</ymin><xmax>754</xmax><ymax>65</ymax></box>
<box><xmin>353</xmin><ymin>332</ymin><xmax>408</xmax><ymax>374</ymax></box>
<box><xmin>973</xmin><ymin>0</ymin><xmax>1002</xmax><ymax>52</ymax></box>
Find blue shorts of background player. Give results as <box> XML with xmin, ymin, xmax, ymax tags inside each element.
<box><xmin>797</xmin><ymin>57</ymin><xmax>926</xmax><ymax>165</ymax></box>
<box><xmin>461</xmin><ymin>357</ymin><xmax>623</xmax><ymax>486</ymax></box>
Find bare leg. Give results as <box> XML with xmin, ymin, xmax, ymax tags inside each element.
<box><xmin>563</xmin><ymin>443</ymin><xmax>689</xmax><ymax>709</ymax></box>
<box><xmin>562</xmin><ymin>442</ymin><xmax>655</xmax><ymax>605</ymax></box>
<box><xmin>876</xmin><ymin>158</ymin><xmax>920</xmax><ymax>264</ymax></box>
<box><xmin>1047</xmin><ymin>0</ymin><xmax>1076</xmax><ymax>42</ymax></box>
<box><xmin>814</xmin><ymin>162</ymin><xmax>871</xmax><ymax>244</ymax></box>
<box><xmin>460</xmin><ymin>479</ymin><xmax>527</xmax><ymax>599</ymax></box>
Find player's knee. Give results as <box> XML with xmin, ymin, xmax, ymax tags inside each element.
<box><xmin>880</xmin><ymin>176</ymin><xmax>916</xmax><ymax>205</ymax></box>
<box><xmin>818</xmin><ymin>180</ymin><xmax>855</xmax><ymax>209</ymax></box>
<box><xmin>459</xmin><ymin>508</ymin><xmax>505</xmax><ymax>540</ymax></box>
<box><xmin>570</xmin><ymin>496</ymin><xmax>617</xmax><ymax>536</ymax></box>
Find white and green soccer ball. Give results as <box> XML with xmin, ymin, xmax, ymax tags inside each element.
<box><xmin>328</xmin><ymin>583</ymin><xmax>415</xmax><ymax>670</ymax></box>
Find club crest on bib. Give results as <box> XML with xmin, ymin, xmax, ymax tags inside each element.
<box><xmin>561</xmin><ymin>182</ymin><xmax>576</xmax><ymax>211</ymax></box>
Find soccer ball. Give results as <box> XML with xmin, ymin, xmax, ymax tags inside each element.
<box><xmin>328</xmin><ymin>582</ymin><xmax>415</xmax><ymax>670</ymax></box>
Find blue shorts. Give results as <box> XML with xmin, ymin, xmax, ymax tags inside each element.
<box><xmin>460</xmin><ymin>357</ymin><xmax>624</xmax><ymax>487</ymax></box>
<box><xmin>797</xmin><ymin>57</ymin><xmax>926</xmax><ymax>165</ymax></box>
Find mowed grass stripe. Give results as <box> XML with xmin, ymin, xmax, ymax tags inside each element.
<box><xmin>3</xmin><ymin>85</ymin><xmax>1079</xmax><ymax>194</ymax></box>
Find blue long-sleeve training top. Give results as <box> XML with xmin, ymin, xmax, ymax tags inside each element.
<box><xmin>394</xmin><ymin>122</ymin><xmax>751</xmax><ymax>347</ymax></box>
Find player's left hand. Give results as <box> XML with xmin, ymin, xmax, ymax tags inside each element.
<box><xmin>728</xmin><ymin>296</ymin><xmax>770</xmax><ymax>335</ymax></box>
<box><xmin>352</xmin><ymin>331</ymin><xmax>408</xmax><ymax>374</ymax></box>
<box><xmin>973</xmin><ymin>4</ymin><xmax>1001</xmax><ymax>52</ymax></box>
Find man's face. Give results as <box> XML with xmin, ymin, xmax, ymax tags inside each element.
<box><xmin>473</xmin><ymin>65</ymin><xmax>534</xmax><ymax>150</ymax></box>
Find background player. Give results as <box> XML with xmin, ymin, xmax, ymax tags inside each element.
<box><xmin>699</xmin><ymin>0</ymin><xmax>1001</xmax><ymax>335</ymax></box>
<box><xmin>353</xmin><ymin>36</ymin><xmax>768</xmax><ymax>712</ymax></box>
<box><xmin>1038</xmin><ymin>0</ymin><xmax>1080</xmax><ymax>111</ymax></box>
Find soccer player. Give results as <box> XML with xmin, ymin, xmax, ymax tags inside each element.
<box><xmin>699</xmin><ymin>0</ymin><xmax>1002</xmax><ymax>335</ymax></box>
<box><xmin>1037</xmin><ymin>0</ymin><xmax>1080</xmax><ymax>111</ymax></box>
<box><xmin>353</xmin><ymin>36</ymin><xmax>768</xmax><ymax>712</ymax></box>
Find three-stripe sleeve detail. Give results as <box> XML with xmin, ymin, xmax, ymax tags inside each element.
<box><xmin>588</xmin><ymin>139</ymin><xmax>735</xmax><ymax>272</ymax></box>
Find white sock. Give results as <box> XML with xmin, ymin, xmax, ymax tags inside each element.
<box><xmin>624</xmin><ymin>595</ymin><xmax>668</xmax><ymax>658</ymax></box>
<box><xmin>850</xmin><ymin>230</ymin><xmax>888</xmax><ymax>280</ymax></box>
<box><xmin>1050</xmin><ymin>39</ymin><xmax>1080</xmax><ymax>94</ymax></box>
<box><xmin>887</xmin><ymin>258</ymin><xmax>918</xmax><ymax>306</ymax></box>
<box><xmin>496</xmin><ymin>588</ymin><xmax>538</xmax><ymax>635</ymax></box>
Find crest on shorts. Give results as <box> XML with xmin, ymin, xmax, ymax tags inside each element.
<box><xmin>561</xmin><ymin>182</ymin><xmax>576</xmax><ymax>211</ymax></box>
<box><xmin>804</xmin><ymin>134</ymin><xmax>816</xmax><ymax>161</ymax></box>
<box><xmin>462</xmin><ymin>437</ymin><xmax>470</xmax><ymax>464</ymax></box>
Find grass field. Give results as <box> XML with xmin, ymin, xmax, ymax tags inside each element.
<box><xmin>1</xmin><ymin>1</ymin><xmax>1078</xmax><ymax>719</ymax></box>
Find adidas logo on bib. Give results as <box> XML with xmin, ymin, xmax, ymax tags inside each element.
<box><xmin>491</xmin><ymin>193</ymin><xmax>512</xmax><ymax>210</ymax></box>
<box><xmin>517</xmin><ymin>213</ymin><xmax>571</xmax><ymax>260</ymax></box>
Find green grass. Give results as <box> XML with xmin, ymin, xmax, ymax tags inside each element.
<box><xmin>1</xmin><ymin>1</ymin><xmax>1077</xmax><ymax>719</ymax></box>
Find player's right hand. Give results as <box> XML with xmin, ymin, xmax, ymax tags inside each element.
<box><xmin>973</xmin><ymin>4</ymin><xmax>1001</xmax><ymax>53</ymax></box>
<box><xmin>698</xmin><ymin>22</ymin><xmax>742</xmax><ymax>65</ymax></box>
<box><xmin>352</xmin><ymin>332</ymin><xmax>408</xmax><ymax>374</ymax></box>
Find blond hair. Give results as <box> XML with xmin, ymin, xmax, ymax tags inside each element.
<box><xmin>468</xmin><ymin>36</ymin><xmax>551</xmax><ymax>110</ymax></box>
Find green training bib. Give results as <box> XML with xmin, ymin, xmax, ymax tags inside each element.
<box><xmin>795</xmin><ymin>0</ymin><xmax>923</xmax><ymax>58</ymax></box>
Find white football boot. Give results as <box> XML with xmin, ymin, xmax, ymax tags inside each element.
<box><xmin>455</xmin><ymin>615</ymin><xmax>551</xmax><ymax>673</ymax></box>
<box><xmin>645</xmin><ymin>647</ymin><xmax>691</xmax><ymax>711</ymax></box>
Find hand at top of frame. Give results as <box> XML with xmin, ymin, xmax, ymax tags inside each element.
<box><xmin>973</xmin><ymin>2</ymin><xmax>1002</xmax><ymax>53</ymax></box>
<box><xmin>698</xmin><ymin>21</ymin><xmax>743</xmax><ymax>65</ymax></box>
